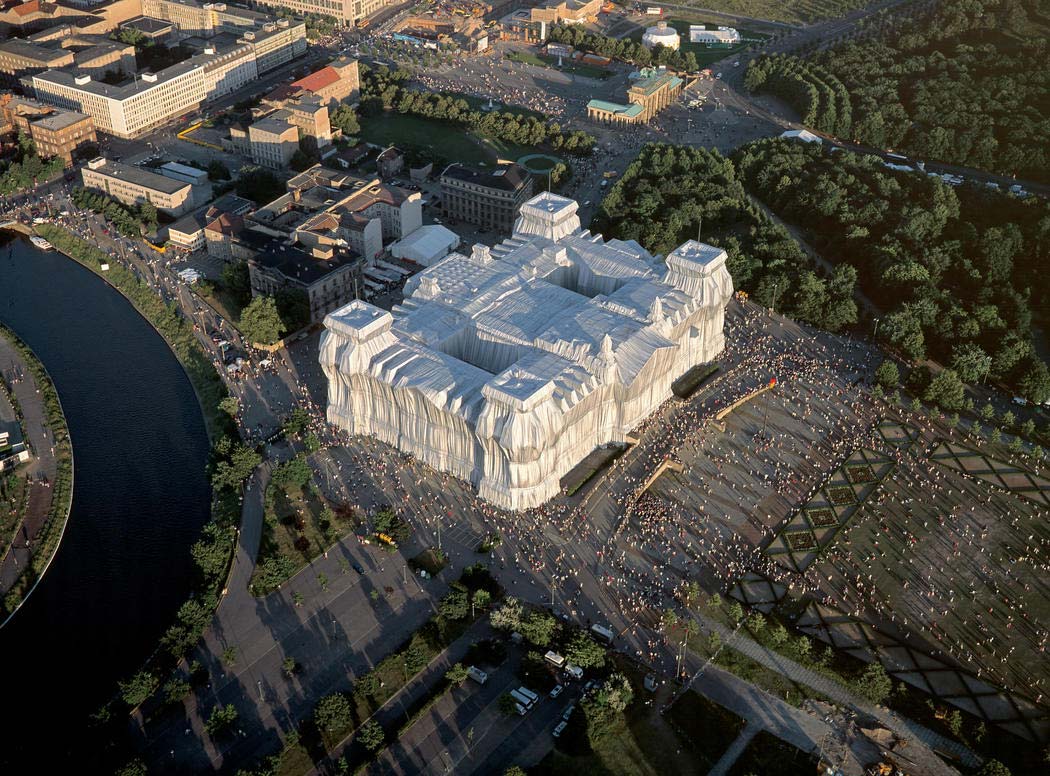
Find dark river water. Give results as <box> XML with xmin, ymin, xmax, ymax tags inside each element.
<box><xmin>0</xmin><ymin>234</ymin><xmax>210</xmax><ymax>767</ymax></box>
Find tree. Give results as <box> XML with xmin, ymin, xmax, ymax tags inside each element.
<box><xmin>282</xmin><ymin>656</ymin><xmax>299</xmax><ymax>677</ymax></box>
<box><xmin>566</xmin><ymin>631</ymin><xmax>606</xmax><ymax>668</ymax></box>
<box><xmin>976</xmin><ymin>761</ymin><xmax>1012</xmax><ymax>776</ymax></box>
<box><xmin>491</xmin><ymin>597</ymin><xmax>523</xmax><ymax>631</ymax></box>
<box><xmin>445</xmin><ymin>662</ymin><xmax>469</xmax><ymax>685</ymax></box>
<box><xmin>271</xmin><ymin>456</ymin><xmax>312</xmax><ymax>490</ymax></box>
<box><xmin>746</xmin><ymin>612</ymin><xmax>766</xmax><ymax>634</ymax></box>
<box><xmin>208</xmin><ymin>160</ymin><xmax>231</xmax><ymax>181</ymax></box>
<box><xmin>473</xmin><ymin>588</ymin><xmax>492</xmax><ymax>610</ymax></box>
<box><xmin>439</xmin><ymin>585</ymin><xmax>470</xmax><ymax>621</ymax></box>
<box><xmin>596</xmin><ymin>673</ymin><xmax>633</xmax><ymax>712</ymax></box>
<box><xmin>519</xmin><ymin>610</ymin><xmax>557</xmax><ymax>647</ymax></box>
<box><xmin>204</xmin><ymin>704</ymin><xmax>239</xmax><ymax>736</ymax></box>
<box><xmin>219</xmin><ymin>396</ymin><xmax>240</xmax><ymax>417</ymax></box>
<box><xmin>498</xmin><ymin>692</ymin><xmax>520</xmax><ymax>716</ymax></box>
<box><xmin>119</xmin><ymin>670</ymin><xmax>158</xmax><ymax>707</ymax></box>
<box><xmin>212</xmin><ymin>443</ymin><xmax>261</xmax><ymax>490</ymax></box>
<box><xmin>330</xmin><ymin>104</ymin><xmax>361</xmax><ymax>136</ymax></box>
<box><xmin>282</xmin><ymin>407</ymin><xmax>311</xmax><ymax>436</ymax></box>
<box><xmin>874</xmin><ymin>360</ymin><xmax>900</xmax><ymax>389</ymax></box>
<box><xmin>768</xmin><ymin>623</ymin><xmax>789</xmax><ymax>647</ymax></box>
<box><xmin>221</xmin><ymin>261</ymin><xmax>252</xmax><ymax>309</ymax></box>
<box><xmin>239</xmin><ymin>295</ymin><xmax>286</xmax><ymax>345</ymax></box>
<box><xmin>853</xmin><ymin>661</ymin><xmax>892</xmax><ymax>705</ymax></box>
<box><xmin>504</xmin><ymin>768</ymin><xmax>527</xmax><ymax>776</ymax></box>
<box><xmin>356</xmin><ymin>719</ymin><xmax>385</xmax><ymax>752</ymax></box>
<box><xmin>923</xmin><ymin>369</ymin><xmax>965</xmax><ymax>411</ymax></box>
<box><xmin>727</xmin><ymin>601</ymin><xmax>744</xmax><ymax>623</ymax></box>
<box><xmin>950</xmin><ymin>343</ymin><xmax>991</xmax><ymax>383</ymax></box>
<box><xmin>315</xmin><ymin>693</ymin><xmax>353</xmax><ymax>733</ymax></box>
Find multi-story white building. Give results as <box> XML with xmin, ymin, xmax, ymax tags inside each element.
<box><xmin>31</xmin><ymin>20</ymin><xmax>304</xmax><ymax>138</ymax></box>
<box><xmin>255</xmin><ymin>0</ymin><xmax>394</xmax><ymax>25</ymax></box>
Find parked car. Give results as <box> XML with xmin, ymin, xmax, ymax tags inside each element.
<box><xmin>553</xmin><ymin>721</ymin><xmax>567</xmax><ymax>738</ymax></box>
<box><xmin>549</xmin><ymin>684</ymin><xmax>564</xmax><ymax>699</ymax></box>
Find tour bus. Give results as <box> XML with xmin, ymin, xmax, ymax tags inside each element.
<box><xmin>545</xmin><ymin>651</ymin><xmax>566</xmax><ymax>668</ymax></box>
<box><xmin>511</xmin><ymin>687</ymin><xmax>539</xmax><ymax>714</ymax></box>
<box><xmin>591</xmin><ymin>623</ymin><xmax>615</xmax><ymax>644</ymax></box>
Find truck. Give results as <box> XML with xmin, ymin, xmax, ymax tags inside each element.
<box><xmin>646</xmin><ymin>6</ymin><xmax>663</xmax><ymax>15</ymax></box>
<box><xmin>565</xmin><ymin>663</ymin><xmax>584</xmax><ymax>680</ymax></box>
<box><xmin>467</xmin><ymin>666</ymin><xmax>488</xmax><ymax>684</ymax></box>
<box><xmin>590</xmin><ymin>623</ymin><xmax>615</xmax><ymax>644</ymax></box>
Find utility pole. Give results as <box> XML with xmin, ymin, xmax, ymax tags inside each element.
<box><xmin>770</xmin><ymin>282</ymin><xmax>779</xmax><ymax>315</ymax></box>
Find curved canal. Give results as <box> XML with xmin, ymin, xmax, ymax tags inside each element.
<box><xmin>0</xmin><ymin>234</ymin><xmax>211</xmax><ymax>766</ymax></box>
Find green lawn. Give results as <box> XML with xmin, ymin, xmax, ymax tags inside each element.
<box><xmin>507</xmin><ymin>50</ymin><xmax>612</xmax><ymax>80</ymax></box>
<box><xmin>0</xmin><ymin>469</ymin><xmax>28</xmax><ymax>558</ymax></box>
<box><xmin>359</xmin><ymin>113</ymin><xmax>532</xmax><ymax>167</ymax></box>
<box><xmin>250</xmin><ymin>477</ymin><xmax>342</xmax><ymax>595</ymax></box>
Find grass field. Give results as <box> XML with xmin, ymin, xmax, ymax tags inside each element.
<box><xmin>359</xmin><ymin>113</ymin><xmax>532</xmax><ymax>167</ymax></box>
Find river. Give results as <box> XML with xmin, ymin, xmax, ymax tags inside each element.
<box><xmin>0</xmin><ymin>233</ymin><xmax>211</xmax><ymax>768</ymax></box>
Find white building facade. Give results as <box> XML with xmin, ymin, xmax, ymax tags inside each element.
<box><xmin>689</xmin><ymin>25</ymin><xmax>740</xmax><ymax>44</ymax></box>
<box><xmin>320</xmin><ymin>194</ymin><xmax>733</xmax><ymax>510</ymax></box>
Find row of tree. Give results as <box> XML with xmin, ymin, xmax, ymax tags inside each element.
<box><xmin>743</xmin><ymin>54</ymin><xmax>852</xmax><ymax>136</ymax></box>
<box><xmin>789</xmin><ymin>0</ymin><xmax>1049</xmax><ymax>181</ymax></box>
<box><xmin>734</xmin><ymin>137</ymin><xmax>1050</xmax><ymax>403</ymax></box>
<box><xmin>547</xmin><ymin>23</ymin><xmax>700</xmax><ymax>73</ymax></box>
<box><xmin>70</xmin><ymin>186</ymin><xmax>157</xmax><ymax>236</ymax></box>
<box><xmin>360</xmin><ymin>65</ymin><xmax>595</xmax><ymax>154</ymax></box>
<box><xmin>593</xmin><ymin>143</ymin><xmax>858</xmax><ymax>333</ymax></box>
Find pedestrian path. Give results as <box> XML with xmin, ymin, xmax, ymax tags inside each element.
<box><xmin>691</xmin><ymin>611</ymin><xmax>980</xmax><ymax>767</ymax></box>
<box><xmin>707</xmin><ymin>719</ymin><xmax>761</xmax><ymax>776</ymax></box>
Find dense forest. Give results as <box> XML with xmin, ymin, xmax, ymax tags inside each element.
<box><xmin>360</xmin><ymin>65</ymin><xmax>595</xmax><ymax>154</ymax></box>
<box><xmin>735</xmin><ymin>138</ymin><xmax>1050</xmax><ymax>402</ymax></box>
<box><xmin>745</xmin><ymin>0</ymin><xmax>1050</xmax><ymax>181</ymax></box>
<box><xmin>593</xmin><ymin>143</ymin><xmax>859</xmax><ymax>334</ymax></box>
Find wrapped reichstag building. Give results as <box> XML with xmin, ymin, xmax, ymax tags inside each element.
<box><xmin>320</xmin><ymin>193</ymin><xmax>733</xmax><ymax>510</ymax></box>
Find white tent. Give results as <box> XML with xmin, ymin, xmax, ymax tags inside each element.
<box><xmin>780</xmin><ymin>129</ymin><xmax>823</xmax><ymax>144</ymax></box>
<box><xmin>389</xmin><ymin>225</ymin><xmax>460</xmax><ymax>267</ymax></box>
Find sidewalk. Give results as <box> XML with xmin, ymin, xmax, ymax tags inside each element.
<box><xmin>689</xmin><ymin>611</ymin><xmax>979</xmax><ymax>768</ymax></box>
<box><xmin>0</xmin><ymin>335</ymin><xmax>61</xmax><ymax>598</ymax></box>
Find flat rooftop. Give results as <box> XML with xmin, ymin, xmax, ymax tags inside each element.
<box><xmin>85</xmin><ymin>159</ymin><xmax>191</xmax><ymax>195</ymax></box>
<box><xmin>31</xmin><ymin>109</ymin><xmax>91</xmax><ymax>131</ymax></box>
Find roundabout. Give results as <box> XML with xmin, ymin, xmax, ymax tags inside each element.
<box><xmin>516</xmin><ymin>153</ymin><xmax>563</xmax><ymax>174</ymax></box>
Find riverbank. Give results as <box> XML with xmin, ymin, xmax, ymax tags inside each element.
<box><xmin>0</xmin><ymin>323</ymin><xmax>73</xmax><ymax>623</ymax></box>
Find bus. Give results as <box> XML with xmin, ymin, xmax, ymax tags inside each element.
<box><xmin>511</xmin><ymin>687</ymin><xmax>539</xmax><ymax>713</ymax></box>
<box><xmin>545</xmin><ymin>651</ymin><xmax>566</xmax><ymax>668</ymax></box>
<box><xmin>590</xmin><ymin>623</ymin><xmax>615</xmax><ymax>644</ymax></box>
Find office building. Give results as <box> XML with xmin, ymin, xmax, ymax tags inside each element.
<box><xmin>320</xmin><ymin>192</ymin><xmax>734</xmax><ymax>510</ymax></box>
<box><xmin>81</xmin><ymin>156</ymin><xmax>198</xmax><ymax>216</ymax></box>
<box><xmin>439</xmin><ymin>162</ymin><xmax>533</xmax><ymax>234</ymax></box>
<box><xmin>31</xmin><ymin>18</ymin><xmax>305</xmax><ymax>138</ymax></box>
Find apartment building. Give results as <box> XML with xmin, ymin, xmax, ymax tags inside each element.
<box><xmin>2</xmin><ymin>96</ymin><xmax>98</xmax><ymax>167</ymax></box>
<box><xmin>81</xmin><ymin>156</ymin><xmax>197</xmax><ymax>216</ymax></box>
<box><xmin>439</xmin><ymin>162</ymin><xmax>533</xmax><ymax>234</ymax></box>
<box><xmin>248</xmin><ymin>113</ymin><xmax>299</xmax><ymax>169</ymax></box>
<box><xmin>29</xmin><ymin>109</ymin><xmax>97</xmax><ymax>167</ymax></box>
<box><xmin>297</xmin><ymin>210</ymin><xmax>382</xmax><ymax>263</ymax></box>
<box><xmin>236</xmin><ymin>226</ymin><xmax>365</xmax><ymax>325</ymax></box>
<box><xmin>141</xmin><ymin>0</ymin><xmax>272</xmax><ymax>38</ymax></box>
<box><xmin>264</xmin><ymin>57</ymin><xmax>360</xmax><ymax>108</ymax></box>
